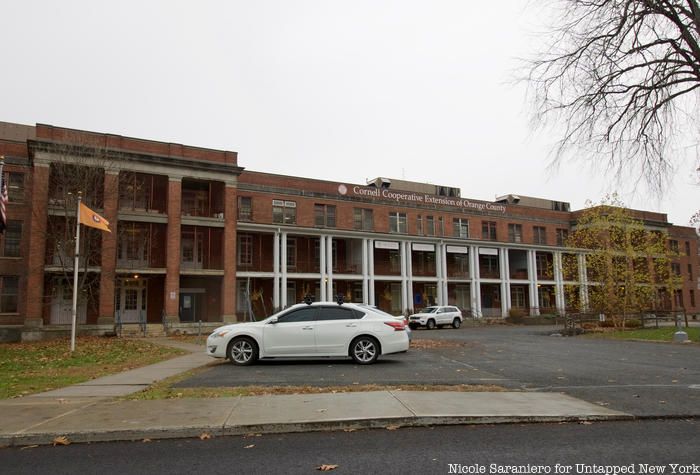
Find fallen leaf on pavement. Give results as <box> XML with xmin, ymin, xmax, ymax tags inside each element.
<box><xmin>20</xmin><ymin>445</ymin><xmax>39</xmax><ymax>450</ymax></box>
<box><xmin>317</xmin><ymin>464</ymin><xmax>339</xmax><ymax>471</ymax></box>
<box><xmin>199</xmin><ymin>432</ymin><xmax>212</xmax><ymax>440</ymax></box>
<box><xmin>579</xmin><ymin>421</ymin><xmax>593</xmax><ymax>425</ymax></box>
<box><xmin>343</xmin><ymin>428</ymin><xmax>356</xmax><ymax>432</ymax></box>
<box><xmin>53</xmin><ymin>436</ymin><xmax>70</xmax><ymax>446</ymax></box>
<box><xmin>142</xmin><ymin>439</ymin><xmax>152</xmax><ymax>443</ymax></box>
<box><xmin>244</xmin><ymin>444</ymin><xmax>255</xmax><ymax>449</ymax></box>
<box><xmin>386</xmin><ymin>425</ymin><xmax>400</xmax><ymax>431</ymax></box>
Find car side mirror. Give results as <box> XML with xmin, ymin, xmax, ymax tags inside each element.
<box><xmin>268</xmin><ymin>316</ymin><xmax>278</xmax><ymax>324</ymax></box>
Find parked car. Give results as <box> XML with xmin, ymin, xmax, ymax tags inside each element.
<box><xmin>408</xmin><ymin>305</ymin><xmax>463</xmax><ymax>330</ymax></box>
<box><xmin>356</xmin><ymin>304</ymin><xmax>412</xmax><ymax>342</ymax></box>
<box><xmin>206</xmin><ymin>302</ymin><xmax>410</xmax><ymax>365</ymax></box>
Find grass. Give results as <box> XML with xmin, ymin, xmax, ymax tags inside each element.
<box><xmin>0</xmin><ymin>336</ymin><xmax>186</xmax><ymax>399</ymax></box>
<box><xmin>129</xmin><ymin>372</ymin><xmax>506</xmax><ymax>400</ymax></box>
<box><xmin>585</xmin><ymin>327</ymin><xmax>700</xmax><ymax>343</ymax></box>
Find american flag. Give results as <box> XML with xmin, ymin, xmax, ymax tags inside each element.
<box><xmin>0</xmin><ymin>158</ymin><xmax>7</xmax><ymax>234</ymax></box>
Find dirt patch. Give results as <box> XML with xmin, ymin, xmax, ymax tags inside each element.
<box><xmin>409</xmin><ymin>339</ymin><xmax>465</xmax><ymax>350</ymax></box>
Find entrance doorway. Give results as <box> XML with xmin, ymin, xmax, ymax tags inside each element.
<box><xmin>116</xmin><ymin>279</ymin><xmax>147</xmax><ymax>323</ymax></box>
<box><xmin>179</xmin><ymin>288</ymin><xmax>205</xmax><ymax>322</ymax></box>
<box><xmin>50</xmin><ymin>281</ymin><xmax>87</xmax><ymax>325</ymax></box>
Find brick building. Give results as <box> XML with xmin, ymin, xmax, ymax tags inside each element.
<box><xmin>0</xmin><ymin>121</ymin><xmax>697</xmax><ymax>338</ymax></box>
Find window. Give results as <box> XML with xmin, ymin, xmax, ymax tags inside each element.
<box><xmin>238</xmin><ymin>234</ymin><xmax>252</xmax><ymax>265</ymax></box>
<box><xmin>287</xmin><ymin>238</ymin><xmax>297</xmax><ymax>268</ymax></box>
<box><xmin>314</xmin><ymin>204</ymin><xmax>336</xmax><ymax>227</ymax></box>
<box><xmin>278</xmin><ymin>307</ymin><xmax>317</xmax><ymax>323</ymax></box>
<box><xmin>674</xmin><ymin>289</ymin><xmax>684</xmax><ymax>307</ymax></box>
<box><xmin>686</xmin><ymin>241</ymin><xmax>691</xmax><ymax>256</ymax></box>
<box><xmin>0</xmin><ymin>276</ymin><xmax>18</xmax><ymax>313</ymax></box>
<box><xmin>556</xmin><ymin>228</ymin><xmax>568</xmax><ymax>246</ymax></box>
<box><xmin>6</xmin><ymin>172</ymin><xmax>24</xmax><ymax>203</ymax></box>
<box><xmin>438</xmin><ymin>216</ymin><xmax>444</xmax><ymax>236</ymax></box>
<box><xmin>317</xmin><ymin>306</ymin><xmax>359</xmax><ymax>321</ymax></box>
<box><xmin>416</xmin><ymin>215</ymin><xmax>423</xmax><ymax>235</ymax></box>
<box><xmin>533</xmin><ymin>226</ymin><xmax>547</xmax><ymax>245</ymax></box>
<box><xmin>691</xmin><ymin>290</ymin><xmax>696</xmax><ymax>308</ymax></box>
<box><xmin>482</xmin><ymin>221</ymin><xmax>497</xmax><ymax>241</ymax></box>
<box><xmin>453</xmin><ymin>218</ymin><xmax>469</xmax><ymax>239</ymax></box>
<box><xmin>2</xmin><ymin>221</ymin><xmax>21</xmax><ymax>257</ymax></box>
<box><xmin>671</xmin><ymin>263</ymin><xmax>681</xmax><ymax>276</ymax></box>
<box><xmin>353</xmin><ymin>208</ymin><xmax>373</xmax><ymax>231</ymax></box>
<box><xmin>689</xmin><ymin>264</ymin><xmax>693</xmax><ymax>281</ymax></box>
<box><xmin>508</xmin><ymin>224</ymin><xmax>522</xmax><ymax>243</ymax></box>
<box><xmin>272</xmin><ymin>200</ymin><xmax>296</xmax><ymax>224</ymax></box>
<box><xmin>238</xmin><ymin>196</ymin><xmax>252</xmax><ymax>221</ymax></box>
<box><xmin>426</xmin><ymin>216</ymin><xmax>435</xmax><ymax>236</ymax></box>
<box><xmin>669</xmin><ymin>240</ymin><xmax>679</xmax><ymax>253</ymax></box>
<box><xmin>389</xmin><ymin>212</ymin><xmax>407</xmax><ymax>233</ymax></box>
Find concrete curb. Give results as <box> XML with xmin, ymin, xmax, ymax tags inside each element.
<box><xmin>0</xmin><ymin>413</ymin><xmax>637</xmax><ymax>448</ymax></box>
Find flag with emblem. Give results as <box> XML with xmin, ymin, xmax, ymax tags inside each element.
<box><xmin>79</xmin><ymin>202</ymin><xmax>111</xmax><ymax>232</ymax></box>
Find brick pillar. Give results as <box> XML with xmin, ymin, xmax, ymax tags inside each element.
<box><xmin>98</xmin><ymin>171</ymin><xmax>119</xmax><ymax>325</ymax></box>
<box><xmin>25</xmin><ymin>164</ymin><xmax>50</xmax><ymax>327</ymax></box>
<box><xmin>221</xmin><ymin>184</ymin><xmax>238</xmax><ymax>322</ymax></box>
<box><xmin>164</xmin><ymin>178</ymin><xmax>182</xmax><ymax>323</ymax></box>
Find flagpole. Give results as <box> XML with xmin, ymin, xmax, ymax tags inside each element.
<box><xmin>70</xmin><ymin>193</ymin><xmax>82</xmax><ymax>353</ymax></box>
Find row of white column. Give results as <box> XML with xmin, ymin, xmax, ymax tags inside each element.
<box><xmin>268</xmin><ymin>231</ymin><xmax>587</xmax><ymax>315</ymax></box>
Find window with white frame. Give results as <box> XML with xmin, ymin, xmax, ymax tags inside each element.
<box><xmin>453</xmin><ymin>218</ymin><xmax>469</xmax><ymax>239</ymax></box>
<box><xmin>353</xmin><ymin>208</ymin><xmax>373</xmax><ymax>231</ymax></box>
<box><xmin>238</xmin><ymin>196</ymin><xmax>252</xmax><ymax>221</ymax></box>
<box><xmin>389</xmin><ymin>212</ymin><xmax>407</xmax><ymax>233</ymax></box>
<box><xmin>272</xmin><ymin>200</ymin><xmax>296</xmax><ymax>224</ymax></box>
<box><xmin>0</xmin><ymin>276</ymin><xmax>18</xmax><ymax>313</ymax></box>
<box><xmin>238</xmin><ymin>234</ymin><xmax>253</xmax><ymax>265</ymax></box>
<box><xmin>314</xmin><ymin>204</ymin><xmax>336</xmax><ymax>227</ymax></box>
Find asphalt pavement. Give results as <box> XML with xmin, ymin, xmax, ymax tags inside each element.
<box><xmin>1</xmin><ymin>326</ymin><xmax>699</xmax><ymax>448</ymax></box>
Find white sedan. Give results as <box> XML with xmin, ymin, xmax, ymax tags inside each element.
<box><xmin>206</xmin><ymin>302</ymin><xmax>410</xmax><ymax>365</ymax></box>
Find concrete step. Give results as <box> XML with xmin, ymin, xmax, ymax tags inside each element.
<box><xmin>117</xmin><ymin>324</ymin><xmax>167</xmax><ymax>338</ymax></box>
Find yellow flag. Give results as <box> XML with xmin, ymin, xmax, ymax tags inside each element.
<box><xmin>79</xmin><ymin>202</ymin><xmax>111</xmax><ymax>232</ymax></box>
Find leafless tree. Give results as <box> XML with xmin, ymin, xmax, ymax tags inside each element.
<box><xmin>525</xmin><ymin>0</ymin><xmax>700</xmax><ymax>199</ymax></box>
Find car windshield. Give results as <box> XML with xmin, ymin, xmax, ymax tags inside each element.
<box><xmin>423</xmin><ymin>307</ymin><xmax>439</xmax><ymax>313</ymax></box>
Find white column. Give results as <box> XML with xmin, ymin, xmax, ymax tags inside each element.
<box><xmin>273</xmin><ymin>231</ymin><xmax>280</xmax><ymax>310</ymax></box>
<box><xmin>406</xmin><ymin>242</ymin><xmax>414</xmax><ymax>311</ymax></box>
<box><xmin>529</xmin><ymin>250</ymin><xmax>540</xmax><ymax>316</ymax></box>
<box><xmin>470</xmin><ymin>245</ymin><xmax>480</xmax><ymax>318</ymax></box>
<box><xmin>400</xmin><ymin>241</ymin><xmax>408</xmax><ymax>314</ymax></box>
<box><xmin>362</xmin><ymin>239</ymin><xmax>369</xmax><ymax>304</ymax></box>
<box><xmin>320</xmin><ymin>235</ymin><xmax>326</xmax><ymax>301</ymax></box>
<box><xmin>554</xmin><ymin>251</ymin><xmax>565</xmax><ymax>314</ymax></box>
<box><xmin>503</xmin><ymin>247</ymin><xmax>512</xmax><ymax>310</ymax></box>
<box><xmin>368</xmin><ymin>239</ymin><xmax>375</xmax><ymax>305</ymax></box>
<box><xmin>499</xmin><ymin>248</ymin><xmax>509</xmax><ymax>318</ymax></box>
<box><xmin>579</xmin><ymin>253</ymin><xmax>589</xmax><ymax>311</ymax></box>
<box><xmin>280</xmin><ymin>232</ymin><xmax>288</xmax><ymax>308</ymax></box>
<box><xmin>326</xmin><ymin>235</ymin><xmax>334</xmax><ymax>299</ymax></box>
<box><xmin>441</xmin><ymin>244</ymin><xmax>448</xmax><ymax>306</ymax></box>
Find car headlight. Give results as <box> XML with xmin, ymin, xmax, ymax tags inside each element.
<box><xmin>210</xmin><ymin>330</ymin><xmax>230</xmax><ymax>338</ymax></box>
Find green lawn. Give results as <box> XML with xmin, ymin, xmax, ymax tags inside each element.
<box><xmin>0</xmin><ymin>337</ymin><xmax>185</xmax><ymax>399</ymax></box>
<box><xmin>586</xmin><ymin>327</ymin><xmax>700</xmax><ymax>343</ymax></box>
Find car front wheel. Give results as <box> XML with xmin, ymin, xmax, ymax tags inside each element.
<box><xmin>227</xmin><ymin>337</ymin><xmax>258</xmax><ymax>365</ymax></box>
<box><xmin>350</xmin><ymin>336</ymin><xmax>379</xmax><ymax>364</ymax></box>
<box><xmin>426</xmin><ymin>319</ymin><xmax>436</xmax><ymax>330</ymax></box>
<box><xmin>452</xmin><ymin>318</ymin><xmax>461</xmax><ymax>329</ymax></box>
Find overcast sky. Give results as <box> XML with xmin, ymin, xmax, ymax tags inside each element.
<box><xmin>2</xmin><ymin>1</ymin><xmax>697</xmax><ymax>226</ymax></box>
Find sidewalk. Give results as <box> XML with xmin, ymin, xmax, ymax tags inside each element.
<box><xmin>0</xmin><ymin>339</ymin><xmax>631</xmax><ymax>447</ymax></box>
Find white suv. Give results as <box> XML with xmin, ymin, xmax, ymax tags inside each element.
<box><xmin>408</xmin><ymin>306</ymin><xmax>463</xmax><ymax>330</ymax></box>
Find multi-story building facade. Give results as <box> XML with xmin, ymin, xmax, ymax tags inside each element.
<box><xmin>0</xmin><ymin>121</ymin><xmax>697</xmax><ymax>337</ymax></box>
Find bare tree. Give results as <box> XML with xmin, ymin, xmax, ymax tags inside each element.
<box><xmin>526</xmin><ymin>0</ymin><xmax>700</xmax><ymax>198</ymax></box>
<box><xmin>37</xmin><ymin>133</ymin><xmax>119</xmax><ymax>316</ymax></box>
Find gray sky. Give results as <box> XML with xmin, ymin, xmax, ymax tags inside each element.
<box><xmin>2</xmin><ymin>1</ymin><xmax>698</xmax><ymax>226</ymax></box>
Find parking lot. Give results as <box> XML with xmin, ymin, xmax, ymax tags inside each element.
<box><xmin>176</xmin><ymin>325</ymin><xmax>700</xmax><ymax>417</ymax></box>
